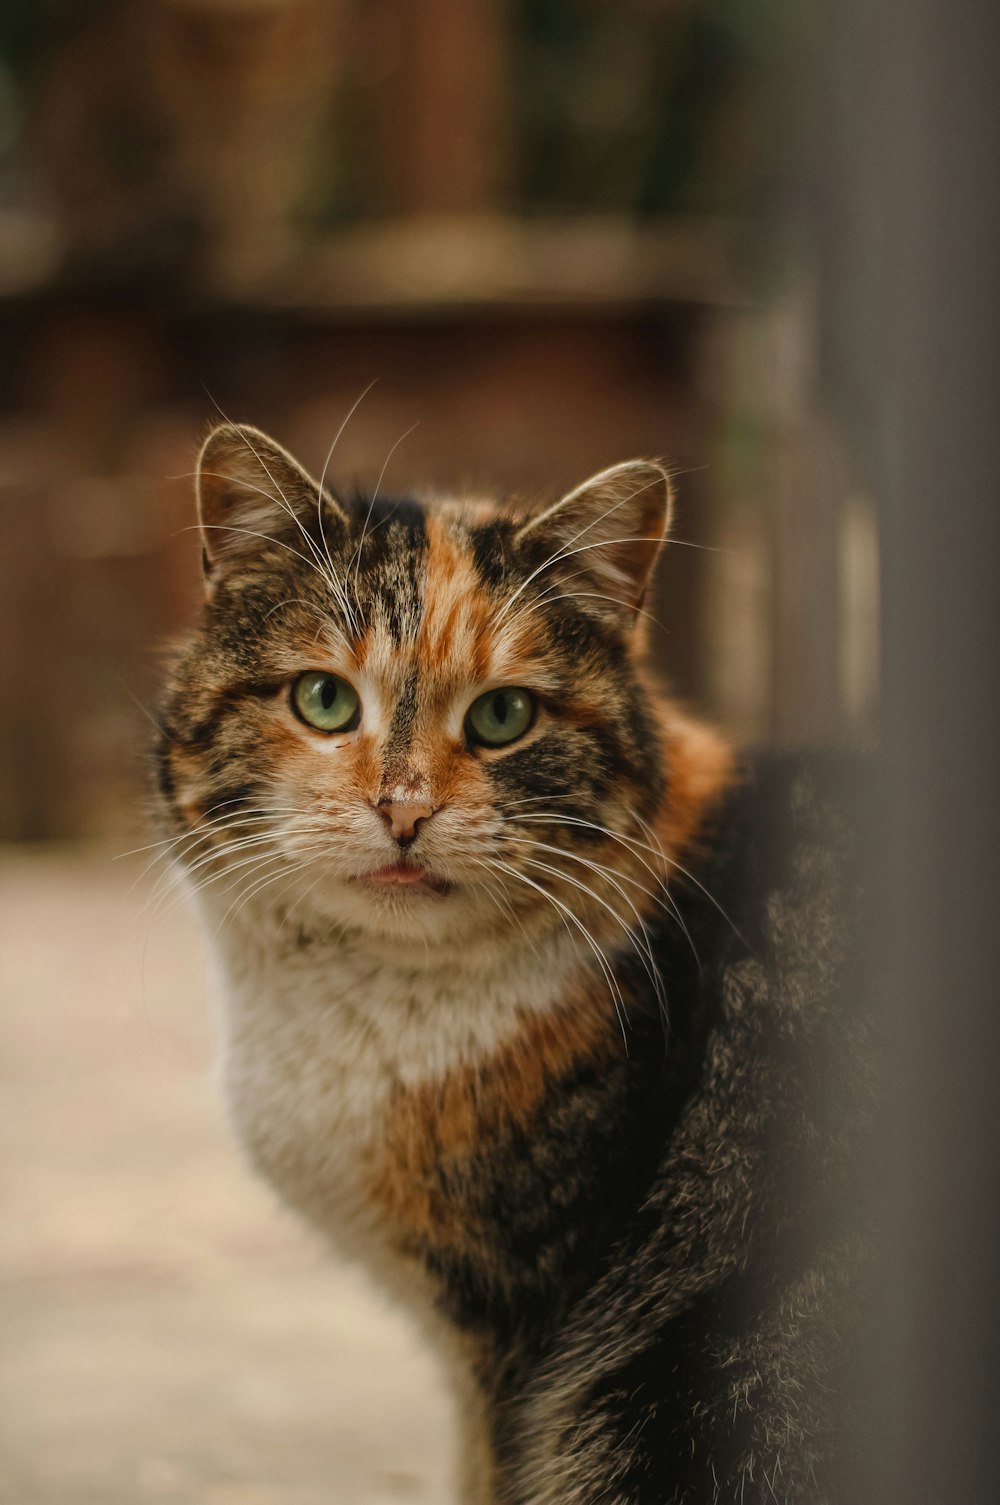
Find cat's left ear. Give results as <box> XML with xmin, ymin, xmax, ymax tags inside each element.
<box><xmin>514</xmin><ymin>460</ymin><xmax>673</xmax><ymax>625</ymax></box>
<box><xmin>196</xmin><ymin>423</ymin><xmax>348</xmax><ymax>589</ymax></box>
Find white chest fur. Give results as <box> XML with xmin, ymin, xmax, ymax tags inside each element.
<box><xmin>203</xmin><ymin>901</ymin><xmax>583</xmax><ymax>1267</ymax></box>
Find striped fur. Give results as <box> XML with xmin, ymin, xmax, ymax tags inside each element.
<box><xmin>154</xmin><ymin>425</ymin><xmax>867</xmax><ymax>1504</ymax></box>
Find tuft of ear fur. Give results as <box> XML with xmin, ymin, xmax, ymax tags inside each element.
<box><xmin>196</xmin><ymin>423</ymin><xmax>347</xmax><ymax>587</ymax></box>
<box><xmin>514</xmin><ymin>460</ymin><xmax>673</xmax><ymax>625</ymax></box>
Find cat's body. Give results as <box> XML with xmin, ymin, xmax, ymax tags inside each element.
<box><xmin>155</xmin><ymin>426</ymin><xmax>866</xmax><ymax>1503</ymax></box>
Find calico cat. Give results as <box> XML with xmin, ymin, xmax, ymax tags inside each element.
<box><xmin>154</xmin><ymin>424</ymin><xmax>867</xmax><ymax>1504</ymax></box>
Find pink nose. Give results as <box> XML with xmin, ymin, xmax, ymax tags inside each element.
<box><xmin>377</xmin><ymin>800</ymin><xmax>434</xmax><ymax>845</ymax></box>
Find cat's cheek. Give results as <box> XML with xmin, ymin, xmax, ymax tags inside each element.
<box><xmin>267</xmin><ymin>726</ymin><xmax>379</xmax><ymax>823</ymax></box>
<box><xmin>159</xmin><ymin>740</ymin><xmax>212</xmax><ymax>826</ymax></box>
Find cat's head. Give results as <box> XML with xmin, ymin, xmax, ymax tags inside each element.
<box><xmin>156</xmin><ymin>424</ymin><xmax>676</xmax><ymax>950</ymax></box>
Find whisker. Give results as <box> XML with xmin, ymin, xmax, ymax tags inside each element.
<box><xmin>349</xmin><ymin>421</ymin><xmax>421</xmax><ymax>591</ymax></box>
<box><xmin>493</xmin><ymin>473</ymin><xmax>667</xmax><ymax>630</ymax></box>
<box><xmin>492</xmin><ymin>858</ymin><xmax>630</xmax><ymax>1046</ymax></box>
<box><xmin>516</xmin><ymin>853</ymin><xmax>666</xmax><ymax>1016</ymax></box>
<box><xmin>317</xmin><ymin>380</ymin><xmax>379</xmax><ymax>502</ymax></box>
<box><xmin>190</xmin><ymin>521</ymin><xmax>337</xmax><ymax>586</ymax></box>
<box><xmin>502</xmin><ymin>832</ymin><xmax>684</xmax><ymax>945</ymax></box>
<box><xmin>127</xmin><ymin>808</ymin><xmax>284</xmax><ymax>891</ymax></box>
<box><xmin>124</xmin><ymin>801</ymin><xmax>303</xmax><ymax>864</ymax></box>
<box><xmin>467</xmin><ymin>860</ymin><xmax>547</xmax><ymax>966</ymax></box>
<box><xmin>625</xmin><ymin>804</ymin><xmax>744</xmax><ymax>946</ymax></box>
<box><xmin>504</xmin><ymin>812</ymin><xmax>701</xmax><ymax>966</ymax></box>
<box><xmin>220</xmin><ymin>850</ymin><xmax>326</xmax><ymax>931</ymax></box>
<box><xmin>508</xmin><ymin>586</ymin><xmax>667</xmax><ymax>635</ymax></box>
<box><xmin>315</xmin><ymin>381</ymin><xmax>380</xmax><ymax>635</ymax></box>
<box><xmin>145</xmin><ymin>839</ymin><xmax>285</xmax><ymax>923</ymax></box>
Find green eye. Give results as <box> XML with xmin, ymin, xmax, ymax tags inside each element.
<box><xmin>466</xmin><ymin>687</ymin><xmax>536</xmax><ymax>748</ymax></box>
<box><xmin>292</xmin><ymin>672</ymin><xmax>360</xmax><ymax>733</ymax></box>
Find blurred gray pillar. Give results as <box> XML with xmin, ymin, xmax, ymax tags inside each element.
<box><xmin>816</xmin><ymin>0</ymin><xmax>1000</xmax><ymax>1498</ymax></box>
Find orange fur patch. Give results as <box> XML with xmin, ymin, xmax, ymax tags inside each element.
<box><xmin>418</xmin><ymin>515</ymin><xmax>494</xmax><ymax>680</ymax></box>
<box><xmin>365</xmin><ymin>993</ymin><xmax>618</xmax><ymax>1253</ymax></box>
<box><xmin>655</xmin><ymin>706</ymin><xmax>736</xmax><ymax>860</ymax></box>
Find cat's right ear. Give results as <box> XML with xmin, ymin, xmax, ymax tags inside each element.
<box><xmin>196</xmin><ymin>423</ymin><xmax>347</xmax><ymax>589</ymax></box>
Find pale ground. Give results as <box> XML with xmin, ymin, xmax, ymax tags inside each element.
<box><xmin>0</xmin><ymin>849</ymin><xmax>456</xmax><ymax>1505</ymax></box>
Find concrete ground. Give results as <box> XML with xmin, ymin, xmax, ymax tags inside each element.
<box><xmin>0</xmin><ymin>849</ymin><xmax>455</xmax><ymax>1505</ymax></box>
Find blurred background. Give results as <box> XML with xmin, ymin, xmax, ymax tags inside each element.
<box><xmin>0</xmin><ymin>0</ymin><xmax>878</xmax><ymax>847</ymax></box>
<box><xmin>6</xmin><ymin>2</ymin><xmax>994</xmax><ymax>1504</ymax></box>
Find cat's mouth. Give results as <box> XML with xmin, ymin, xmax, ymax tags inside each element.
<box><xmin>357</xmin><ymin>862</ymin><xmax>452</xmax><ymax>896</ymax></box>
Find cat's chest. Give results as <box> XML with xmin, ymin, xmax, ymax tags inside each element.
<box><xmin>211</xmin><ymin>923</ymin><xmax>616</xmax><ymax>1269</ymax></box>
<box><xmin>213</xmin><ymin>928</ymin><xmax>576</xmax><ymax>1249</ymax></box>
<box><xmin>222</xmin><ymin>949</ymin><xmax>387</xmax><ymax>1198</ymax></box>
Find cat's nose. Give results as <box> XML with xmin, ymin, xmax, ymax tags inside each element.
<box><xmin>376</xmin><ymin>799</ymin><xmax>435</xmax><ymax>847</ymax></box>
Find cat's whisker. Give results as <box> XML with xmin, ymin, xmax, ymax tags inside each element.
<box><xmin>220</xmin><ymin>849</ymin><xmax>328</xmax><ymax>932</ymax></box>
<box><xmin>141</xmin><ymin>809</ymin><xmax>325</xmax><ymax>918</ymax></box>
<box><xmin>163</xmin><ymin>839</ymin><xmax>318</xmax><ymax>930</ymax></box>
<box><xmin>133</xmin><ymin>800</ymin><xmax>306</xmax><ymax>865</ymax></box>
<box><xmin>192</xmin><ymin>520</ymin><xmax>338</xmax><ymax>591</ymax></box>
<box><xmin>466</xmin><ymin>860</ymin><xmax>547</xmax><ymax>966</ymax></box>
<box><xmin>504</xmin><ymin>812</ymin><xmax>700</xmax><ymax>967</ymax></box>
<box><xmin>145</xmin><ymin>839</ymin><xmax>283</xmax><ymax>924</ymax></box>
<box><xmin>162</xmin><ymin>829</ymin><xmax>281</xmax><ymax>889</ymax></box>
<box><xmin>182</xmin><ymin>845</ymin><xmax>287</xmax><ymax>908</ymax></box>
<box><xmin>205</xmin><ymin>856</ymin><xmax>302</xmax><ymax>934</ymax></box>
<box><xmin>491</xmin><ymin>473</ymin><xmax>667</xmax><ymax>629</ymax></box>
<box><xmin>516</xmin><ymin>853</ymin><xmax>667</xmax><ymax>1017</ymax></box>
<box><xmin>530</xmin><ymin>592</ymin><xmax>662</xmax><ymax>630</ymax></box>
<box><xmin>624</xmin><ymin>804</ymin><xmax>744</xmax><ymax>945</ymax></box>
<box><xmin>502</xmin><ymin>549</ymin><xmax>667</xmax><ymax>636</ymax></box>
<box><xmin>349</xmin><ymin>421</ymin><xmax>421</xmax><ymax>593</ymax></box>
<box><xmin>120</xmin><ymin>799</ymin><xmax>279</xmax><ymax>861</ymax></box>
<box><xmin>509</xmin><ymin>812</ymin><xmax>671</xmax><ymax>868</ymax></box>
<box><xmin>502</xmin><ymin>832</ymin><xmax>682</xmax><ymax>940</ymax></box>
<box><xmin>196</xmin><ymin>467</ymin><xmax>356</xmax><ymax>628</ymax></box>
<box><xmin>497</xmin><ymin>793</ymin><xmax>580</xmax><ymax>810</ymax></box>
<box><xmin>494</xmin><ymin>530</ymin><xmax>671</xmax><ymax>633</ymax></box>
<box><xmin>259</xmin><ymin>596</ymin><xmax>341</xmax><ymax>630</ymax></box>
<box><xmin>491</xmin><ymin>857</ymin><xmax>631</xmax><ymax>1046</ymax></box>
<box><xmin>314</xmin><ymin>382</ymin><xmax>380</xmax><ymax>636</ymax></box>
<box><xmin>218</xmin><ymin>853</ymin><xmax>312</xmax><ymax>922</ymax></box>
<box><xmin>149</xmin><ymin>800</ymin><xmax>305</xmax><ymax>855</ymax></box>
<box><xmin>130</xmin><ymin>809</ymin><xmax>284</xmax><ymax>894</ymax></box>
<box><xmin>504</xmin><ymin>813</ymin><xmax>671</xmax><ymax>883</ymax></box>
<box><xmin>317</xmin><ymin>380</ymin><xmax>378</xmax><ymax>504</ymax></box>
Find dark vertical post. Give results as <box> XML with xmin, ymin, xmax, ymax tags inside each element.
<box><xmin>817</xmin><ymin>0</ymin><xmax>1000</xmax><ymax>1496</ymax></box>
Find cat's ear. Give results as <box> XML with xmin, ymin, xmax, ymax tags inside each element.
<box><xmin>514</xmin><ymin>460</ymin><xmax>673</xmax><ymax>624</ymax></box>
<box><xmin>196</xmin><ymin>423</ymin><xmax>347</xmax><ymax>587</ymax></box>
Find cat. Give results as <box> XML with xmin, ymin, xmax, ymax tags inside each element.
<box><xmin>154</xmin><ymin>423</ymin><xmax>869</xmax><ymax>1504</ymax></box>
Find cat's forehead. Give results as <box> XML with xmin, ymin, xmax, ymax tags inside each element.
<box><xmin>310</xmin><ymin>504</ymin><xmax>546</xmax><ymax>696</ymax></box>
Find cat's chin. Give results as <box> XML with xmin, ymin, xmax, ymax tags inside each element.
<box><xmin>290</xmin><ymin>871</ymin><xmax>505</xmax><ymax>949</ymax></box>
